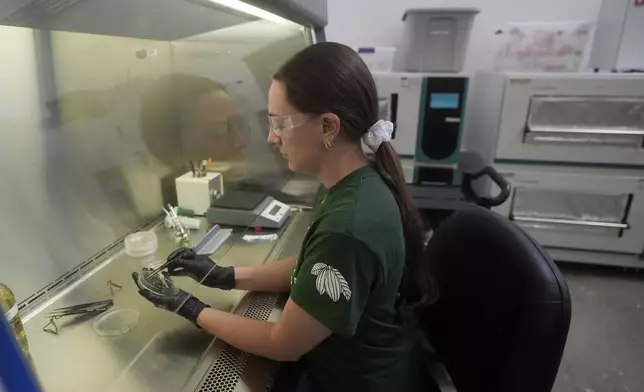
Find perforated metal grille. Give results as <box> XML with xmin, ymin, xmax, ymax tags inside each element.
<box><xmin>242</xmin><ymin>293</ymin><xmax>279</xmax><ymax>321</ymax></box>
<box><xmin>197</xmin><ymin>293</ymin><xmax>279</xmax><ymax>392</ymax></box>
<box><xmin>274</xmin><ymin>214</ymin><xmax>310</xmax><ymax>261</ymax></box>
<box><xmin>194</xmin><ymin>214</ymin><xmax>309</xmax><ymax>392</ymax></box>
<box><xmin>198</xmin><ymin>348</ymin><xmax>249</xmax><ymax>392</ymax></box>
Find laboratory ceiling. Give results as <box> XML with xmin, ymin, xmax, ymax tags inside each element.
<box><xmin>0</xmin><ymin>0</ymin><xmax>256</xmax><ymax>40</ymax></box>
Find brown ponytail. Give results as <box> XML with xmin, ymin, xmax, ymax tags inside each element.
<box><xmin>275</xmin><ymin>42</ymin><xmax>436</xmax><ymax>307</ymax></box>
<box><xmin>374</xmin><ymin>143</ymin><xmax>435</xmax><ymax>307</ymax></box>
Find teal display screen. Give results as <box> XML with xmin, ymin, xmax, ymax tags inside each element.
<box><xmin>430</xmin><ymin>93</ymin><xmax>460</xmax><ymax>109</ymax></box>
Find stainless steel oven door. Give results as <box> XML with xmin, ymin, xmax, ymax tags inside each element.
<box><xmin>494</xmin><ymin>168</ymin><xmax>644</xmax><ymax>254</ymax></box>
<box><xmin>494</xmin><ymin>75</ymin><xmax>644</xmax><ymax>166</ymax></box>
<box><xmin>524</xmin><ymin>97</ymin><xmax>644</xmax><ymax>147</ymax></box>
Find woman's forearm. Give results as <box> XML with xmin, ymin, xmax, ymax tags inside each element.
<box><xmin>197</xmin><ymin>307</ymin><xmax>296</xmax><ymax>361</ymax></box>
<box><xmin>234</xmin><ymin>256</ymin><xmax>296</xmax><ymax>292</ymax></box>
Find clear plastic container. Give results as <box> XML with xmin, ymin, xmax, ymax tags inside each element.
<box><xmin>400</xmin><ymin>8</ymin><xmax>479</xmax><ymax>72</ymax></box>
<box><xmin>358</xmin><ymin>47</ymin><xmax>396</xmax><ymax>72</ymax></box>
<box><xmin>93</xmin><ymin>309</ymin><xmax>140</xmax><ymax>337</ymax></box>
<box><xmin>137</xmin><ymin>265</ymin><xmax>180</xmax><ymax>296</ymax></box>
<box><xmin>124</xmin><ymin>231</ymin><xmax>158</xmax><ymax>265</ymax></box>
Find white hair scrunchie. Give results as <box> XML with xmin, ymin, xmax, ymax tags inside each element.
<box><xmin>362</xmin><ymin>120</ymin><xmax>394</xmax><ymax>152</ymax></box>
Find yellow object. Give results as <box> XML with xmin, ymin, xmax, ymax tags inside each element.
<box><xmin>0</xmin><ymin>283</ymin><xmax>30</xmax><ymax>360</ymax></box>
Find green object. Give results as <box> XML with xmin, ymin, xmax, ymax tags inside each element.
<box><xmin>289</xmin><ymin>166</ymin><xmax>437</xmax><ymax>391</ymax></box>
<box><xmin>0</xmin><ymin>283</ymin><xmax>30</xmax><ymax>361</ymax></box>
<box><xmin>177</xmin><ymin>207</ymin><xmax>195</xmax><ymax>217</ymax></box>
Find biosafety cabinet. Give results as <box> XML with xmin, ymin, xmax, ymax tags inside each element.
<box><xmin>469</xmin><ymin>72</ymin><xmax>644</xmax><ymax>268</ymax></box>
<box><xmin>0</xmin><ymin>0</ymin><xmax>325</xmax><ymax>390</ymax></box>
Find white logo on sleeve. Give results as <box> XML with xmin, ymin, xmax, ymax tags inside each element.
<box><xmin>311</xmin><ymin>263</ymin><xmax>352</xmax><ymax>302</ymax></box>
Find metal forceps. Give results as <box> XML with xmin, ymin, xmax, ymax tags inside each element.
<box><xmin>43</xmin><ymin>300</ymin><xmax>113</xmax><ymax>334</ymax></box>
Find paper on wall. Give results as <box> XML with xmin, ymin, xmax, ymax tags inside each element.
<box><xmin>493</xmin><ymin>21</ymin><xmax>595</xmax><ymax>72</ymax></box>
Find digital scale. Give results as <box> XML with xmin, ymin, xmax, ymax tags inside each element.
<box><xmin>206</xmin><ymin>190</ymin><xmax>290</xmax><ymax>229</ymax></box>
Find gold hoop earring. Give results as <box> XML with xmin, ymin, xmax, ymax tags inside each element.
<box><xmin>323</xmin><ymin>138</ymin><xmax>335</xmax><ymax>151</ymax></box>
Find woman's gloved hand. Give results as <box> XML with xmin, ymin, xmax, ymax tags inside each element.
<box><xmin>132</xmin><ymin>271</ymin><xmax>208</xmax><ymax>325</ymax></box>
<box><xmin>165</xmin><ymin>248</ymin><xmax>236</xmax><ymax>290</ymax></box>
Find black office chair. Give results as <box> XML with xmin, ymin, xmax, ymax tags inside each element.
<box><xmin>417</xmin><ymin>206</ymin><xmax>572</xmax><ymax>392</ymax></box>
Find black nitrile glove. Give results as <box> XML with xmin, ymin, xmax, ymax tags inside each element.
<box><xmin>132</xmin><ymin>271</ymin><xmax>208</xmax><ymax>325</ymax></box>
<box><xmin>165</xmin><ymin>248</ymin><xmax>236</xmax><ymax>290</ymax></box>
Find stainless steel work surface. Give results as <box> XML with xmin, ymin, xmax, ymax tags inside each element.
<box><xmin>23</xmin><ymin>212</ymin><xmax>308</xmax><ymax>392</ymax></box>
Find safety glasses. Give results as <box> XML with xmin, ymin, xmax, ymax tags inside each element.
<box><xmin>268</xmin><ymin>113</ymin><xmax>312</xmax><ymax>136</ymax></box>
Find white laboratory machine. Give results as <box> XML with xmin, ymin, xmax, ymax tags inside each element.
<box><xmin>175</xmin><ymin>171</ymin><xmax>224</xmax><ymax>215</ymax></box>
<box><xmin>469</xmin><ymin>72</ymin><xmax>644</xmax><ymax>268</ymax></box>
<box><xmin>373</xmin><ymin>72</ymin><xmax>472</xmax><ymax>186</ymax></box>
<box><xmin>589</xmin><ymin>0</ymin><xmax>644</xmax><ymax>71</ymax></box>
<box><xmin>469</xmin><ymin>72</ymin><xmax>644</xmax><ymax>166</ymax></box>
<box><xmin>176</xmin><ymin>171</ymin><xmax>290</xmax><ymax>229</ymax></box>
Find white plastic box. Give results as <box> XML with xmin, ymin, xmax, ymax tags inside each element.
<box><xmin>400</xmin><ymin>8</ymin><xmax>479</xmax><ymax>73</ymax></box>
<box><xmin>175</xmin><ymin>171</ymin><xmax>223</xmax><ymax>215</ymax></box>
<box><xmin>358</xmin><ymin>47</ymin><xmax>396</xmax><ymax>72</ymax></box>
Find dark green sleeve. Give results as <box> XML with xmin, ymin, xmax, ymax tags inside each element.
<box><xmin>290</xmin><ymin>232</ymin><xmax>380</xmax><ymax>337</ymax></box>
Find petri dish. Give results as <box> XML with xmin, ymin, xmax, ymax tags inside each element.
<box><xmin>93</xmin><ymin>309</ymin><xmax>139</xmax><ymax>337</ymax></box>
<box><xmin>124</xmin><ymin>231</ymin><xmax>158</xmax><ymax>258</ymax></box>
<box><xmin>137</xmin><ymin>267</ymin><xmax>179</xmax><ymax>296</ymax></box>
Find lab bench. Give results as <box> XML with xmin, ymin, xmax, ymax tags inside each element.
<box><xmin>22</xmin><ymin>211</ymin><xmax>310</xmax><ymax>392</ymax></box>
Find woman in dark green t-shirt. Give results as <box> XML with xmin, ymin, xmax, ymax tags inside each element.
<box><xmin>134</xmin><ymin>42</ymin><xmax>439</xmax><ymax>392</ymax></box>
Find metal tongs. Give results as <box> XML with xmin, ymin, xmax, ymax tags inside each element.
<box><xmin>143</xmin><ymin>259</ymin><xmax>175</xmax><ymax>281</ymax></box>
<box><xmin>46</xmin><ymin>300</ymin><xmax>113</xmax><ymax>319</ymax></box>
<box><xmin>43</xmin><ymin>300</ymin><xmax>113</xmax><ymax>334</ymax></box>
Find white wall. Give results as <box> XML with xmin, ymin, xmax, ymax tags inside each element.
<box><xmin>325</xmin><ymin>0</ymin><xmax>602</xmax><ymax>71</ymax></box>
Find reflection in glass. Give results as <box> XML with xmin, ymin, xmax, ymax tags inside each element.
<box><xmin>1</xmin><ymin>1</ymin><xmax>311</xmax><ymax>304</ymax></box>
<box><xmin>0</xmin><ymin>2</ymin><xmax>312</xmax><ymax>391</ymax></box>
